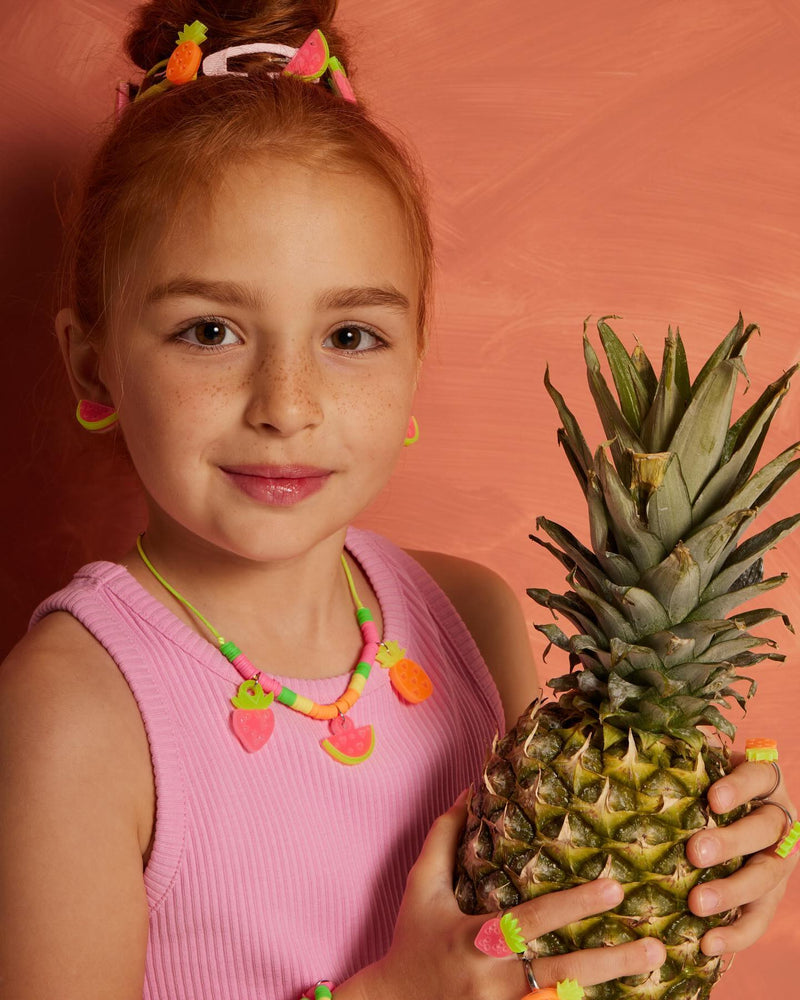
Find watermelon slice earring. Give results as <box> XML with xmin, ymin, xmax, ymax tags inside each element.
<box><xmin>76</xmin><ymin>400</ymin><xmax>118</xmax><ymax>432</ymax></box>
<box><xmin>403</xmin><ymin>416</ymin><xmax>419</xmax><ymax>446</ymax></box>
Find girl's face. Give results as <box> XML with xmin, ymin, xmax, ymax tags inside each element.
<box><xmin>99</xmin><ymin>156</ymin><xmax>420</xmax><ymax>562</ymax></box>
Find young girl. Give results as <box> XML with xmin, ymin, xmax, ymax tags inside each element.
<box><xmin>0</xmin><ymin>2</ymin><xmax>795</xmax><ymax>998</ymax></box>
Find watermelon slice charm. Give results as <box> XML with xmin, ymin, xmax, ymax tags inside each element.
<box><xmin>320</xmin><ymin>714</ymin><xmax>375</xmax><ymax>766</ymax></box>
<box><xmin>230</xmin><ymin>679</ymin><xmax>275</xmax><ymax>753</ymax></box>
<box><xmin>376</xmin><ymin>640</ymin><xmax>433</xmax><ymax>704</ymax></box>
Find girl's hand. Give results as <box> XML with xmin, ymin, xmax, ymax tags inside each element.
<box><xmin>346</xmin><ymin>793</ymin><xmax>665</xmax><ymax>1000</ymax></box>
<box><xmin>686</xmin><ymin>754</ymin><xmax>797</xmax><ymax>956</ymax></box>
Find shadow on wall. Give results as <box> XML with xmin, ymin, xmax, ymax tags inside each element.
<box><xmin>0</xmin><ymin>151</ymin><xmax>144</xmax><ymax>658</ymax></box>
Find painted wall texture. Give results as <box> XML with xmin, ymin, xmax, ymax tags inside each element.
<box><xmin>2</xmin><ymin>0</ymin><xmax>799</xmax><ymax>993</ymax></box>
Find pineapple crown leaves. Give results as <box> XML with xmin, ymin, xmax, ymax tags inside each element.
<box><xmin>533</xmin><ymin>317</ymin><xmax>799</xmax><ymax>742</ymax></box>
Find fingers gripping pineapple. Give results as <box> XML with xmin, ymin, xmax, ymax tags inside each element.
<box><xmin>455</xmin><ymin>316</ymin><xmax>800</xmax><ymax>1000</ymax></box>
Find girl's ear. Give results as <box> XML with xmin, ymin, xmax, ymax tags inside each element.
<box><xmin>55</xmin><ymin>308</ymin><xmax>114</xmax><ymax>405</ymax></box>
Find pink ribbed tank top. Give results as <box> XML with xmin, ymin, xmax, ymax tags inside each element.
<box><xmin>30</xmin><ymin>528</ymin><xmax>504</xmax><ymax>1000</ymax></box>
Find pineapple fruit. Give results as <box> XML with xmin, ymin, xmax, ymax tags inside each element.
<box><xmin>455</xmin><ymin>316</ymin><xmax>799</xmax><ymax>1000</ymax></box>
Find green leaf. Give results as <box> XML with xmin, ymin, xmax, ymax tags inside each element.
<box><xmin>596</xmin><ymin>447</ymin><xmax>666</xmax><ymax>571</ymax></box>
<box><xmin>597</xmin><ymin>317</ymin><xmax>650</xmax><ymax>433</ymax></box>
<box><xmin>692</xmin><ymin>367</ymin><xmax>797</xmax><ymax>523</ymax></box>
<box><xmin>608</xmin><ymin>672</ymin><xmax>648</xmax><ymax>712</ymax></box>
<box><xmin>702</xmin><ymin>514</ymin><xmax>800</xmax><ymax>601</ymax></box>
<box><xmin>698</xmin><ymin>633</ymin><xmax>777</xmax><ymax>663</ymax></box>
<box><xmin>691</xmin><ymin>314</ymin><xmax>754</xmax><ymax>393</ymax></box>
<box><xmin>640</xmin><ymin>331</ymin><xmax>690</xmax><ymax>452</ymax></box>
<box><xmin>732</xmin><ymin>607</ymin><xmax>794</xmax><ymax>633</ymax></box>
<box><xmin>695</xmin><ymin>443</ymin><xmax>800</xmax><ymax>529</ymax></box>
<box><xmin>699</xmin><ymin>705</ymin><xmax>737</xmax><ymax>739</ymax></box>
<box><xmin>639</xmin><ymin>453</ymin><xmax>693</xmax><ymax>552</ymax></box>
<box><xmin>631</xmin><ymin>343</ymin><xmax>658</xmax><ymax>401</ymax></box>
<box><xmin>669</xmin><ymin>358</ymin><xmax>744</xmax><ymax>501</ymax></box>
<box><xmin>584</xmin><ymin>335</ymin><xmax>645</xmax><ymax>483</ymax></box>
<box><xmin>571</xmin><ymin>574</ymin><xmax>638</xmax><ymax>643</ymax></box>
<box><xmin>528</xmin><ymin>589</ymin><xmax>607</xmax><ymax>647</ymax></box>
<box><xmin>557</xmin><ymin>428</ymin><xmax>589</xmax><ymax>496</ymax></box>
<box><xmin>673</xmin><ymin>328</ymin><xmax>692</xmax><ymax>403</ymax></box>
<box><xmin>643</xmin><ymin>630</ymin><xmax>697</xmax><ymax>667</ymax></box>
<box><xmin>682</xmin><ymin>509</ymin><xmax>757</xmax><ymax>592</ymax></box>
<box><xmin>609</xmin><ymin>637</ymin><xmax>665</xmax><ymax>673</ymax></box>
<box><xmin>669</xmin><ymin>619</ymin><xmax>741</xmax><ymax>656</ymax></box>
<box><xmin>535</xmin><ymin>623</ymin><xmax>573</xmax><ymax>651</ymax></box>
<box><xmin>638</xmin><ymin>543</ymin><xmax>702</xmax><ymax>624</ymax></box>
<box><xmin>608</xmin><ymin>583</ymin><xmax>671</xmax><ymax>636</ymax></box>
<box><xmin>720</xmin><ymin>364</ymin><xmax>797</xmax><ymax>464</ymax></box>
<box><xmin>533</xmin><ymin>518</ymin><xmax>612</xmax><ymax>597</ymax></box>
<box><xmin>545</xmin><ymin>365</ymin><xmax>593</xmax><ymax>477</ymax></box>
<box><xmin>687</xmin><ymin>574</ymin><xmax>788</xmax><ymax>622</ymax></box>
<box><xmin>598</xmin><ymin>551</ymin><xmax>641</xmax><ymax>587</ymax></box>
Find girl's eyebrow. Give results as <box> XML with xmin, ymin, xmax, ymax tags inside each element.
<box><xmin>143</xmin><ymin>276</ymin><xmax>410</xmax><ymax>312</ymax></box>
<box><xmin>315</xmin><ymin>285</ymin><xmax>411</xmax><ymax>312</ymax></box>
<box><xmin>144</xmin><ymin>277</ymin><xmax>263</xmax><ymax>310</ymax></box>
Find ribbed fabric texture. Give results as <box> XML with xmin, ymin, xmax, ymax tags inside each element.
<box><xmin>30</xmin><ymin>528</ymin><xmax>505</xmax><ymax>1000</ymax></box>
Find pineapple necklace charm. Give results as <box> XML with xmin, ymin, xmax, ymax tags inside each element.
<box><xmin>136</xmin><ymin>536</ymin><xmax>433</xmax><ymax>765</ymax></box>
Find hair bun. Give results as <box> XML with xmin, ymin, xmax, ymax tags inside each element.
<box><xmin>126</xmin><ymin>0</ymin><xmax>341</xmax><ymax>72</ymax></box>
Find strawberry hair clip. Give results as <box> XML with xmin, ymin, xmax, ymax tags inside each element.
<box><xmin>117</xmin><ymin>23</ymin><xmax>356</xmax><ymax>118</ymax></box>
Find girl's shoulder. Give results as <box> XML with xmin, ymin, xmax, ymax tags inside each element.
<box><xmin>404</xmin><ymin>549</ymin><xmax>539</xmax><ymax>728</ymax></box>
<box><xmin>1</xmin><ymin>610</ymin><xmax>154</xmax><ymax>853</ymax></box>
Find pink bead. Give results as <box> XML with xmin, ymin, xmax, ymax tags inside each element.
<box><xmin>361</xmin><ymin>642</ymin><xmax>380</xmax><ymax>665</ymax></box>
<box><xmin>232</xmin><ymin>652</ymin><xmax>256</xmax><ymax>674</ymax></box>
<box><xmin>360</xmin><ymin>620</ymin><xmax>379</xmax><ymax>644</ymax></box>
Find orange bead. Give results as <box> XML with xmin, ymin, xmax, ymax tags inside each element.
<box><xmin>522</xmin><ymin>991</ymin><xmax>559</xmax><ymax>1000</ymax></box>
<box><xmin>746</xmin><ymin>738</ymin><xmax>778</xmax><ymax>748</ymax></box>
<box><xmin>389</xmin><ymin>658</ymin><xmax>433</xmax><ymax>704</ymax></box>
<box><xmin>166</xmin><ymin>41</ymin><xmax>202</xmax><ymax>84</ymax></box>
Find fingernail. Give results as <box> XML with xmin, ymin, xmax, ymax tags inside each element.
<box><xmin>704</xmin><ymin>934</ymin><xmax>725</xmax><ymax>956</ymax></box>
<box><xmin>696</xmin><ymin>887</ymin><xmax>721</xmax><ymax>915</ymax></box>
<box><xmin>714</xmin><ymin>786</ymin><xmax>734</xmax><ymax>811</ymax></box>
<box><xmin>693</xmin><ymin>835</ymin><xmax>716</xmax><ymax>865</ymax></box>
<box><xmin>598</xmin><ymin>879</ymin><xmax>624</xmax><ymax>904</ymax></box>
<box><xmin>644</xmin><ymin>938</ymin><xmax>666</xmax><ymax>964</ymax></box>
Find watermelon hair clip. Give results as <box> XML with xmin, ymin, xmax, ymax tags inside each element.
<box><xmin>283</xmin><ymin>29</ymin><xmax>357</xmax><ymax>103</ymax></box>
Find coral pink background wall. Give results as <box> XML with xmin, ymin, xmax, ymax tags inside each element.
<box><xmin>2</xmin><ymin>0</ymin><xmax>799</xmax><ymax>992</ymax></box>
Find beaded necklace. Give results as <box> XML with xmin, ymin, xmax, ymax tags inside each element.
<box><xmin>135</xmin><ymin>535</ymin><xmax>433</xmax><ymax>765</ymax></box>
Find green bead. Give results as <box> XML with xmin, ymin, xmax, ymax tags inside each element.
<box><xmin>219</xmin><ymin>640</ymin><xmax>242</xmax><ymax>662</ymax></box>
<box><xmin>356</xmin><ymin>607</ymin><xmax>373</xmax><ymax>625</ymax></box>
<box><xmin>354</xmin><ymin>662</ymin><xmax>372</xmax><ymax>678</ymax></box>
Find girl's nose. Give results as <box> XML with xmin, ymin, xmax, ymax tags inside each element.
<box><xmin>242</xmin><ymin>347</ymin><xmax>324</xmax><ymax>436</ymax></box>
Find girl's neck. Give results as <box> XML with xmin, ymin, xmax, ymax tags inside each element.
<box><xmin>118</xmin><ymin>518</ymin><xmax>381</xmax><ymax>680</ymax></box>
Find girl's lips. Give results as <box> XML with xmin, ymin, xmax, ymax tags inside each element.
<box><xmin>221</xmin><ymin>466</ymin><xmax>332</xmax><ymax>506</ymax></box>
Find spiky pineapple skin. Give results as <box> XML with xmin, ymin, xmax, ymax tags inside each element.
<box><xmin>456</xmin><ymin>699</ymin><xmax>744</xmax><ymax>1000</ymax></box>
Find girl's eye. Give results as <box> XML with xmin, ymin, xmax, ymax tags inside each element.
<box><xmin>176</xmin><ymin>319</ymin><xmax>241</xmax><ymax>349</ymax></box>
<box><xmin>325</xmin><ymin>324</ymin><xmax>383</xmax><ymax>352</ymax></box>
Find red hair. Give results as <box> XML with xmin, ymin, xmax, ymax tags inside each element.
<box><xmin>60</xmin><ymin>0</ymin><xmax>434</xmax><ymax>351</ymax></box>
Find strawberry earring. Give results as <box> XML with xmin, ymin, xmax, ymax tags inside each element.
<box><xmin>76</xmin><ymin>400</ymin><xmax>118</xmax><ymax>432</ymax></box>
<box><xmin>403</xmin><ymin>416</ymin><xmax>419</xmax><ymax>447</ymax></box>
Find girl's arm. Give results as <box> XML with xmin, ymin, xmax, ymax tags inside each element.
<box><xmin>0</xmin><ymin>613</ymin><xmax>153</xmax><ymax>1000</ymax></box>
